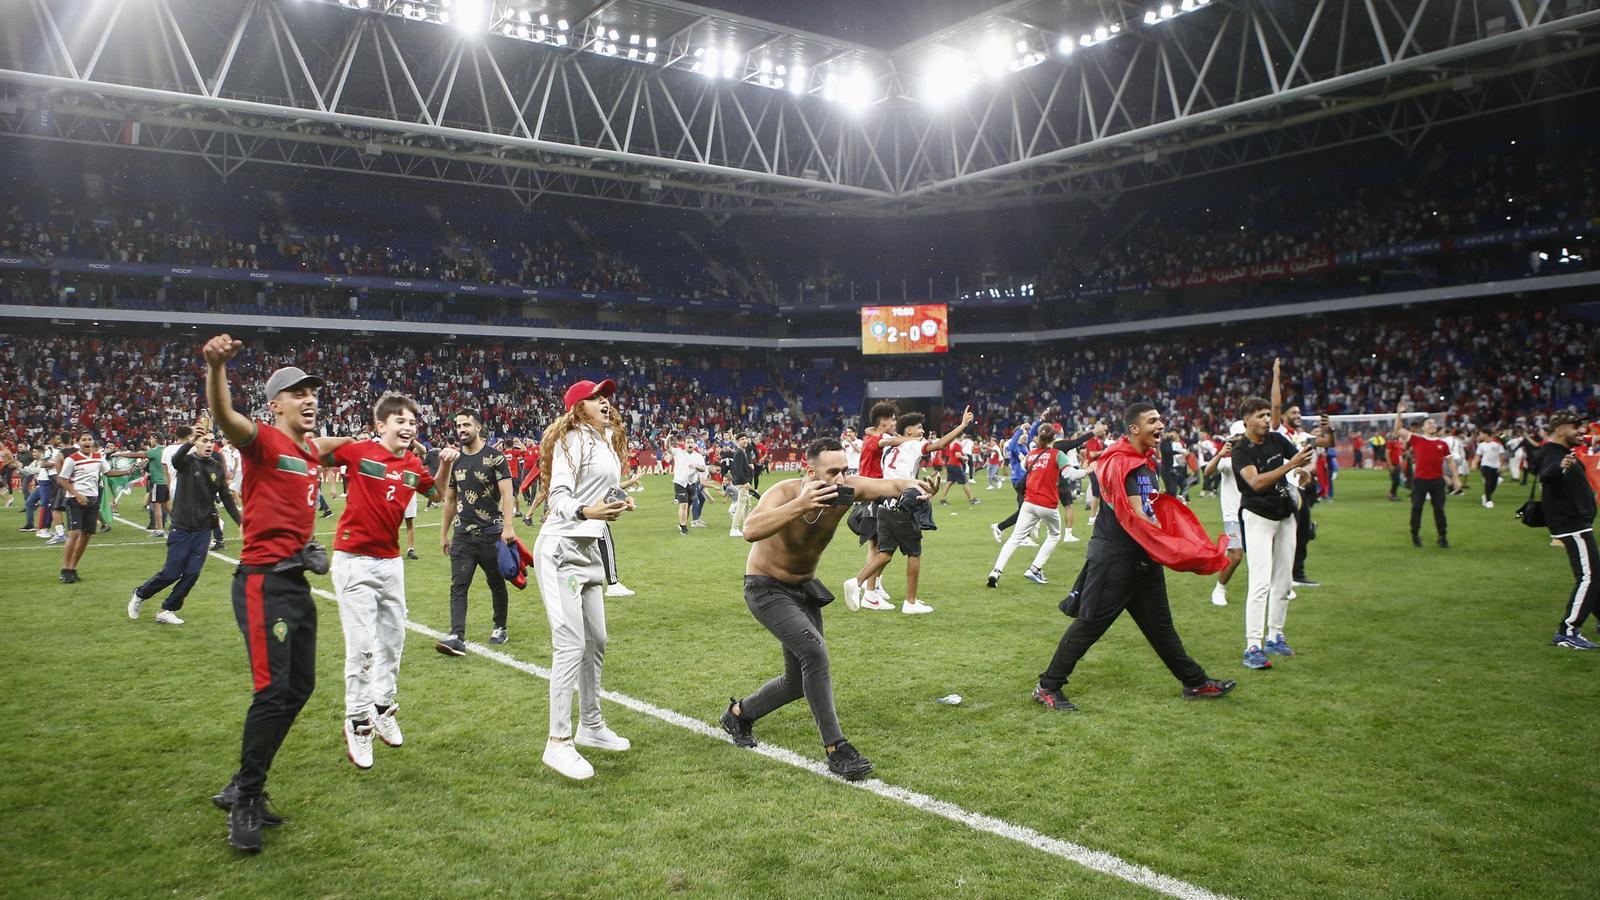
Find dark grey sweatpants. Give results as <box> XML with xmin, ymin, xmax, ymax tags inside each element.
<box><xmin>739</xmin><ymin>576</ymin><xmax>844</xmax><ymax>748</ymax></box>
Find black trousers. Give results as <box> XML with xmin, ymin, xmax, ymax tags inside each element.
<box><xmin>449</xmin><ymin>533</ymin><xmax>508</xmax><ymax>637</ymax></box>
<box><xmin>1482</xmin><ymin>466</ymin><xmax>1500</xmax><ymax>501</ymax></box>
<box><xmin>997</xmin><ymin>481</ymin><xmax>1027</xmax><ymax>530</ymax></box>
<box><xmin>231</xmin><ymin>569</ymin><xmax>316</xmax><ymax>798</ymax></box>
<box><xmin>1039</xmin><ymin>551</ymin><xmax>1209</xmax><ymax>691</ymax></box>
<box><xmin>1410</xmin><ymin>477</ymin><xmax>1448</xmax><ymax>537</ymax></box>
<box><xmin>1292</xmin><ymin>492</ymin><xmax>1316</xmax><ymax>580</ymax></box>
<box><xmin>1557</xmin><ymin>530</ymin><xmax>1600</xmax><ymax>635</ymax></box>
<box><xmin>136</xmin><ymin>525</ymin><xmax>212</xmax><ymax>611</ymax></box>
<box><xmin>1389</xmin><ymin>465</ymin><xmax>1403</xmax><ymax>498</ymax></box>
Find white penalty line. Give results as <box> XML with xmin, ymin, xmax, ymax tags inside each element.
<box><xmin>111</xmin><ymin>515</ymin><xmax>1231</xmax><ymax>900</ymax></box>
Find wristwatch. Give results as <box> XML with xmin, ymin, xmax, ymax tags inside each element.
<box><xmin>575</xmin><ymin>507</ymin><xmax>587</xmax><ymax>521</ymax></box>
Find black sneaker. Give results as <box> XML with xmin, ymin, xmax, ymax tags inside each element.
<box><xmin>211</xmin><ymin>539</ymin><xmax>225</xmax><ymax>551</ymax></box>
<box><xmin>719</xmin><ymin>698</ymin><xmax>757</xmax><ymax>748</ymax></box>
<box><xmin>1032</xmin><ymin>684</ymin><xmax>1077</xmax><ymax>712</ymax></box>
<box><xmin>1438</xmin><ymin>536</ymin><xmax>1449</xmax><ymax>549</ymax></box>
<box><xmin>679</xmin><ymin>524</ymin><xmax>688</xmax><ymax>535</ymax></box>
<box><xmin>1411</xmin><ymin>533</ymin><xmax>1423</xmax><ymax>548</ymax></box>
<box><xmin>826</xmin><ymin>740</ymin><xmax>874</xmax><ymax>782</ymax></box>
<box><xmin>406</xmin><ymin>548</ymin><xmax>419</xmax><ymax>560</ymax></box>
<box><xmin>1291</xmin><ymin>577</ymin><xmax>1321</xmax><ymax>588</ymax></box>
<box><xmin>986</xmin><ymin>573</ymin><xmax>999</xmax><ymax>589</ymax></box>
<box><xmin>62</xmin><ymin>569</ymin><xmax>80</xmax><ymax>584</ymax></box>
<box><xmin>488</xmin><ymin>627</ymin><xmax>508</xmax><ymax>646</ymax></box>
<box><xmin>212</xmin><ymin>780</ymin><xmax>283</xmax><ymax>827</ymax></box>
<box><xmin>228</xmin><ymin>794</ymin><xmax>265</xmax><ymax>853</ymax></box>
<box><xmin>435</xmin><ymin>636</ymin><xmax>467</xmax><ymax>656</ymax></box>
<box><xmin>319</xmin><ymin>508</ymin><xmax>333</xmax><ymax>519</ymax></box>
<box><xmin>1182</xmin><ymin>679</ymin><xmax>1237</xmax><ymax>701</ymax></box>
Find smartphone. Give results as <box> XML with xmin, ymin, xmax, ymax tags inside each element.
<box><xmin>824</xmin><ymin>484</ymin><xmax>856</xmax><ymax>506</ymax></box>
<box><xmin>604</xmin><ymin>486</ymin><xmax>628</xmax><ymax>504</ymax></box>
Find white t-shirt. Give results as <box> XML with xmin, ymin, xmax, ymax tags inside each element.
<box><xmin>1217</xmin><ymin>456</ymin><xmax>1242</xmax><ymax>524</ymax></box>
<box><xmin>881</xmin><ymin>438</ymin><xmax>926</xmax><ymax>480</ymax></box>
<box><xmin>844</xmin><ymin>438</ymin><xmax>862</xmax><ymax>471</ymax></box>
<box><xmin>1445</xmin><ymin>434</ymin><xmax>1465</xmax><ymax>462</ymax></box>
<box><xmin>686</xmin><ymin>450</ymin><xmax>707</xmax><ymax>484</ymax></box>
<box><xmin>59</xmin><ymin>452</ymin><xmax>110</xmax><ymax>497</ymax></box>
<box><xmin>1475</xmin><ymin>440</ymin><xmax>1506</xmax><ymax>469</ymax></box>
<box><xmin>221</xmin><ymin>445</ymin><xmax>243</xmax><ymax>489</ymax></box>
<box><xmin>670</xmin><ymin>446</ymin><xmax>698</xmax><ymax>486</ymax></box>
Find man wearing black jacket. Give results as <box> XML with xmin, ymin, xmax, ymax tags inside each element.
<box><xmin>128</xmin><ymin>421</ymin><xmax>241</xmax><ymax>625</ymax></box>
<box><xmin>1537</xmin><ymin>412</ymin><xmax>1599</xmax><ymax>649</ymax></box>
<box><xmin>728</xmin><ymin>435</ymin><xmax>754</xmax><ymax>537</ymax></box>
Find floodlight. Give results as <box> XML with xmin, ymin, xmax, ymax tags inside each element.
<box><xmin>645</xmin><ymin>51</ymin><xmax>656</xmax><ymax>63</ymax></box>
<box><xmin>557</xmin><ymin>19</ymin><xmax>568</xmax><ymax>31</ymax></box>
<box><xmin>1145</xmin><ymin>11</ymin><xmax>1158</xmax><ymax>24</ymax></box>
<box><xmin>1160</xmin><ymin>4</ymin><xmax>1175</xmax><ymax>19</ymax></box>
<box><xmin>646</xmin><ymin>36</ymin><xmax>657</xmax><ymax>48</ymax></box>
<box><xmin>1057</xmin><ymin>36</ymin><xmax>1075</xmax><ymax>54</ymax></box>
<box><xmin>1094</xmin><ymin>26</ymin><xmax>1108</xmax><ymax>41</ymax></box>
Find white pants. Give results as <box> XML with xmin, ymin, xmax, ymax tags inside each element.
<box><xmin>730</xmin><ymin>484</ymin><xmax>753</xmax><ymax>531</ymax></box>
<box><xmin>994</xmin><ymin>502</ymin><xmax>1061</xmax><ymax>573</ymax></box>
<box><xmin>1242</xmin><ymin>509</ymin><xmax>1296</xmax><ymax>647</ymax></box>
<box><xmin>332</xmin><ymin>551</ymin><xmax>407</xmax><ymax>719</ymax></box>
<box><xmin>534</xmin><ymin>532</ymin><xmax>608</xmax><ymax>740</ymax></box>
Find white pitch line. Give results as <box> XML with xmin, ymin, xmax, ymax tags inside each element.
<box><xmin>110</xmin><ymin>515</ymin><xmax>1231</xmax><ymax>900</ymax></box>
<box><xmin>1</xmin><ymin>538</ymin><xmax>167</xmax><ymax>551</ymax></box>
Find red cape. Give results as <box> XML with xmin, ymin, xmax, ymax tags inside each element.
<box><xmin>1095</xmin><ymin>437</ymin><xmax>1230</xmax><ymax>575</ymax></box>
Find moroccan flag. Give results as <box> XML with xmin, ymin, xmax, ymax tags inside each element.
<box><xmin>119</xmin><ymin>115</ymin><xmax>141</xmax><ymax>145</ymax></box>
<box><xmin>1095</xmin><ymin>437</ymin><xmax>1230</xmax><ymax>575</ymax></box>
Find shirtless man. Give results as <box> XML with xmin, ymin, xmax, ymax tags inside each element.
<box><xmin>718</xmin><ymin>437</ymin><xmax>929</xmax><ymax>781</ymax></box>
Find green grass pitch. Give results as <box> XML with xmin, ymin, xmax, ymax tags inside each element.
<box><xmin>0</xmin><ymin>469</ymin><xmax>1593</xmax><ymax>898</ymax></box>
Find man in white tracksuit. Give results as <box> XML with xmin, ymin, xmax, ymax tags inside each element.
<box><xmin>535</xmin><ymin>378</ymin><xmax>634</xmax><ymax>781</ymax></box>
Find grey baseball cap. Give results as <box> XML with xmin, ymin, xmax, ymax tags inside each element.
<box><xmin>263</xmin><ymin>366</ymin><xmax>324</xmax><ymax>400</ymax></box>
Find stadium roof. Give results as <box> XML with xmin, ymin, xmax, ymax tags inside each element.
<box><xmin>3</xmin><ymin>0</ymin><xmax>1599</xmax><ymax>216</ymax></box>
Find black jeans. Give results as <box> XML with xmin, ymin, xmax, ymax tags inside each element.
<box><xmin>1292</xmin><ymin>492</ymin><xmax>1316</xmax><ymax>580</ymax></box>
<box><xmin>739</xmin><ymin>576</ymin><xmax>843</xmax><ymax>747</ymax></box>
<box><xmin>1410</xmin><ymin>477</ymin><xmax>1448</xmax><ymax>537</ymax></box>
<box><xmin>997</xmin><ymin>481</ymin><xmax>1026</xmax><ymax>530</ymax></box>
<box><xmin>231</xmin><ymin>569</ymin><xmax>316</xmax><ymax>798</ymax></box>
<box><xmin>1389</xmin><ymin>465</ymin><xmax>1403</xmax><ymax>498</ymax></box>
<box><xmin>1482</xmin><ymin>466</ymin><xmax>1500</xmax><ymax>502</ymax></box>
<box><xmin>136</xmin><ymin>526</ymin><xmax>212</xmax><ymax>611</ymax></box>
<box><xmin>449</xmin><ymin>532</ymin><xmax>508</xmax><ymax>638</ymax></box>
<box><xmin>1039</xmin><ymin>549</ymin><xmax>1209</xmax><ymax>691</ymax></box>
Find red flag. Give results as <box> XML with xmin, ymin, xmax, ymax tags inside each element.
<box><xmin>119</xmin><ymin>116</ymin><xmax>140</xmax><ymax>145</ymax></box>
<box><xmin>1094</xmin><ymin>437</ymin><xmax>1230</xmax><ymax>575</ymax></box>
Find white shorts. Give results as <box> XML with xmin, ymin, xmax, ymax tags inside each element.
<box><xmin>1223</xmin><ymin>519</ymin><xmax>1242</xmax><ymax>547</ymax></box>
<box><xmin>404</xmin><ymin>494</ymin><xmax>418</xmax><ymax>519</ymax></box>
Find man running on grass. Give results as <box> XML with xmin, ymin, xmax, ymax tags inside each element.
<box><xmin>719</xmin><ymin>438</ymin><xmax>929</xmax><ymax>781</ymax></box>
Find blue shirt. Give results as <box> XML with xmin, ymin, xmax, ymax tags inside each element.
<box><xmin>1006</xmin><ymin>423</ymin><xmax>1041</xmax><ymax>484</ymax></box>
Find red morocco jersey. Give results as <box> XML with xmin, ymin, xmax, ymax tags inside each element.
<box><xmin>332</xmin><ymin>441</ymin><xmax>434</xmax><ymax>558</ymax></box>
<box><xmin>1023</xmin><ymin>446</ymin><xmax>1066</xmax><ymax>508</ymax></box>
<box><xmin>238</xmin><ymin>424</ymin><xmax>321</xmax><ymax>566</ymax></box>
<box><xmin>858</xmin><ymin>433</ymin><xmax>884</xmax><ymax>479</ymax></box>
<box><xmin>1407</xmin><ymin>435</ymin><xmax>1451</xmax><ymax>480</ymax></box>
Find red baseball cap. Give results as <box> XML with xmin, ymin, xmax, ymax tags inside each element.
<box><xmin>563</xmin><ymin>378</ymin><xmax>617</xmax><ymax>410</ymax></box>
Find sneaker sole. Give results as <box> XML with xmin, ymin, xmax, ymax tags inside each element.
<box><xmin>435</xmin><ymin>642</ymin><xmax>467</xmax><ymax>657</ymax></box>
<box><xmin>1184</xmin><ymin>687</ymin><xmax>1238</xmax><ymax>700</ymax></box>
<box><xmin>227</xmin><ymin>838</ymin><xmax>262</xmax><ymax>854</ymax></box>
<box><xmin>575</xmin><ymin>737</ymin><xmax>631</xmax><ymax>752</ymax></box>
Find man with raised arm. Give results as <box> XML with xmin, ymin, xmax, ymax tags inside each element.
<box><xmin>200</xmin><ymin>333</ymin><xmax>352</xmax><ymax>855</ymax></box>
<box><xmin>720</xmin><ymin>438</ymin><xmax>929</xmax><ymax>781</ymax></box>
<box><xmin>1394</xmin><ymin>398</ymin><xmax>1460</xmax><ymax>549</ymax></box>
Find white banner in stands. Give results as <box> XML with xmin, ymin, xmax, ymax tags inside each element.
<box><xmin>866</xmin><ymin>381</ymin><xmax>943</xmax><ymax>398</ymax></box>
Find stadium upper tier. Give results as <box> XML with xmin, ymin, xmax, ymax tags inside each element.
<box><xmin>3</xmin><ymin>299</ymin><xmax>1593</xmax><ymax>455</ymax></box>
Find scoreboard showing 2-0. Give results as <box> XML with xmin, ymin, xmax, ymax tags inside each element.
<box><xmin>860</xmin><ymin>304</ymin><xmax>950</xmax><ymax>355</ymax></box>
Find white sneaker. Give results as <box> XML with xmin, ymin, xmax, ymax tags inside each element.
<box><xmin>373</xmin><ymin>705</ymin><xmax>403</xmax><ymax>747</ymax></box>
<box><xmin>155</xmin><ymin>609</ymin><xmax>184</xmax><ymax>625</ymax></box>
<box><xmin>35</xmin><ymin>529</ymin><xmax>48</xmax><ymax>538</ymax></box>
<box><xmin>1210</xmin><ymin>584</ymin><xmax>1228</xmax><ymax>607</ymax></box>
<box><xmin>605</xmin><ymin>582</ymin><xmax>636</xmax><ymax>597</ymax></box>
<box><xmin>990</xmin><ymin>524</ymin><xmax>1004</xmax><ymax>543</ymax></box>
<box><xmin>543</xmin><ymin>739</ymin><xmax>595</xmax><ymax>780</ymax></box>
<box><xmin>1484</xmin><ymin>499</ymin><xmax>1494</xmax><ymax>509</ymax></box>
<box><xmin>1061</xmin><ymin>531</ymin><xmax>1080</xmax><ymax>543</ymax></box>
<box><xmin>128</xmin><ymin>590</ymin><xmax>145</xmax><ymax>620</ymax></box>
<box><xmin>842</xmin><ymin>578</ymin><xmax>863</xmax><ymax>612</ymax></box>
<box><xmin>344</xmin><ymin>718</ymin><xmax>375</xmax><ymax>769</ymax></box>
<box><xmin>900</xmin><ymin>600</ymin><xmax>934</xmax><ymax>615</ymax></box>
<box><xmin>1018</xmin><ymin>537</ymin><xmax>1039</xmax><ymax>547</ymax></box>
<box><xmin>1024</xmin><ymin>568</ymin><xmax>1048</xmax><ymax>585</ymax></box>
<box><xmin>690</xmin><ymin>520</ymin><xmax>706</xmax><ymax>528</ymax></box>
<box><xmin>729</xmin><ymin>528</ymin><xmax>742</xmax><ymax>537</ymax></box>
<box><xmin>575</xmin><ymin>723</ymin><xmax>631</xmax><ymax>751</ymax></box>
<box><xmin>860</xmin><ymin>594</ymin><xmax>896</xmax><ymax>611</ymax></box>
<box><xmin>1287</xmin><ymin>589</ymin><xmax>1297</xmax><ymax>600</ymax></box>
<box><xmin>1087</xmin><ymin>516</ymin><xmax>1096</xmax><ymax>526</ymax></box>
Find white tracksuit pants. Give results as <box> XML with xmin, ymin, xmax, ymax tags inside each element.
<box><xmin>994</xmin><ymin>502</ymin><xmax>1062</xmax><ymax>574</ymax></box>
<box><xmin>534</xmin><ymin>532</ymin><xmax>609</xmax><ymax>740</ymax></box>
<box><xmin>730</xmin><ymin>484</ymin><xmax>753</xmax><ymax>531</ymax></box>
<box><xmin>1242</xmin><ymin>509</ymin><xmax>1297</xmax><ymax>648</ymax></box>
<box><xmin>332</xmin><ymin>551</ymin><xmax>407</xmax><ymax>719</ymax></box>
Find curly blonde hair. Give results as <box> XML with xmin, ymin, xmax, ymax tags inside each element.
<box><xmin>533</xmin><ymin>397</ymin><xmax>629</xmax><ymax>518</ymax></box>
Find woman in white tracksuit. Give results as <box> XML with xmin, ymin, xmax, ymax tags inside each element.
<box><xmin>534</xmin><ymin>377</ymin><xmax>634</xmax><ymax>780</ymax></box>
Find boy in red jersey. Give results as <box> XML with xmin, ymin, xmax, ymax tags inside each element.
<box><xmin>987</xmin><ymin>424</ymin><xmax>1092</xmax><ymax>588</ymax></box>
<box><xmin>328</xmin><ymin>393</ymin><xmax>457</xmax><ymax>769</ymax></box>
<box><xmin>202</xmin><ymin>333</ymin><xmax>353</xmax><ymax>855</ymax></box>
<box><xmin>845</xmin><ymin>402</ymin><xmax>897</xmax><ymax>609</ymax></box>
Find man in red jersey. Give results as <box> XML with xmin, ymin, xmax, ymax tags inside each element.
<box><xmin>1394</xmin><ymin>399</ymin><xmax>1461</xmax><ymax>549</ymax></box>
<box><xmin>844</xmin><ymin>401</ymin><xmax>896</xmax><ymax>609</ymax></box>
<box><xmin>202</xmin><ymin>333</ymin><xmax>353</xmax><ymax>855</ymax></box>
<box><xmin>328</xmin><ymin>393</ymin><xmax>458</xmax><ymax>770</ymax></box>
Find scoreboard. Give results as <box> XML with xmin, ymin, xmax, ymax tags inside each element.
<box><xmin>860</xmin><ymin>304</ymin><xmax>949</xmax><ymax>355</ymax></box>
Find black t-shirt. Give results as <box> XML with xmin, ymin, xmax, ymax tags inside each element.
<box><xmin>1534</xmin><ymin>442</ymin><xmax>1597</xmax><ymax>535</ymax></box>
<box><xmin>1232</xmin><ymin>432</ymin><xmax>1299</xmax><ymax>520</ymax></box>
<box><xmin>1090</xmin><ymin>462</ymin><xmax>1159</xmax><ymax>559</ymax></box>
<box><xmin>450</xmin><ymin>444</ymin><xmax>512</xmax><ymax>536</ymax></box>
<box><xmin>729</xmin><ymin>447</ymin><xmax>752</xmax><ymax>485</ymax></box>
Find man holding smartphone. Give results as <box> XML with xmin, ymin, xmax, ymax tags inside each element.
<box><xmin>720</xmin><ymin>438</ymin><xmax>929</xmax><ymax>781</ymax></box>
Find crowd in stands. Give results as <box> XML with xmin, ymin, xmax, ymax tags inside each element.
<box><xmin>1039</xmin><ymin>147</ymin><xmax>1597</xmax><ymax>294</ymax></box>
<box><xmin>4</xmin><ymin>301</ymin><xmax>1594</xmax><ymax>461</ymax></box>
